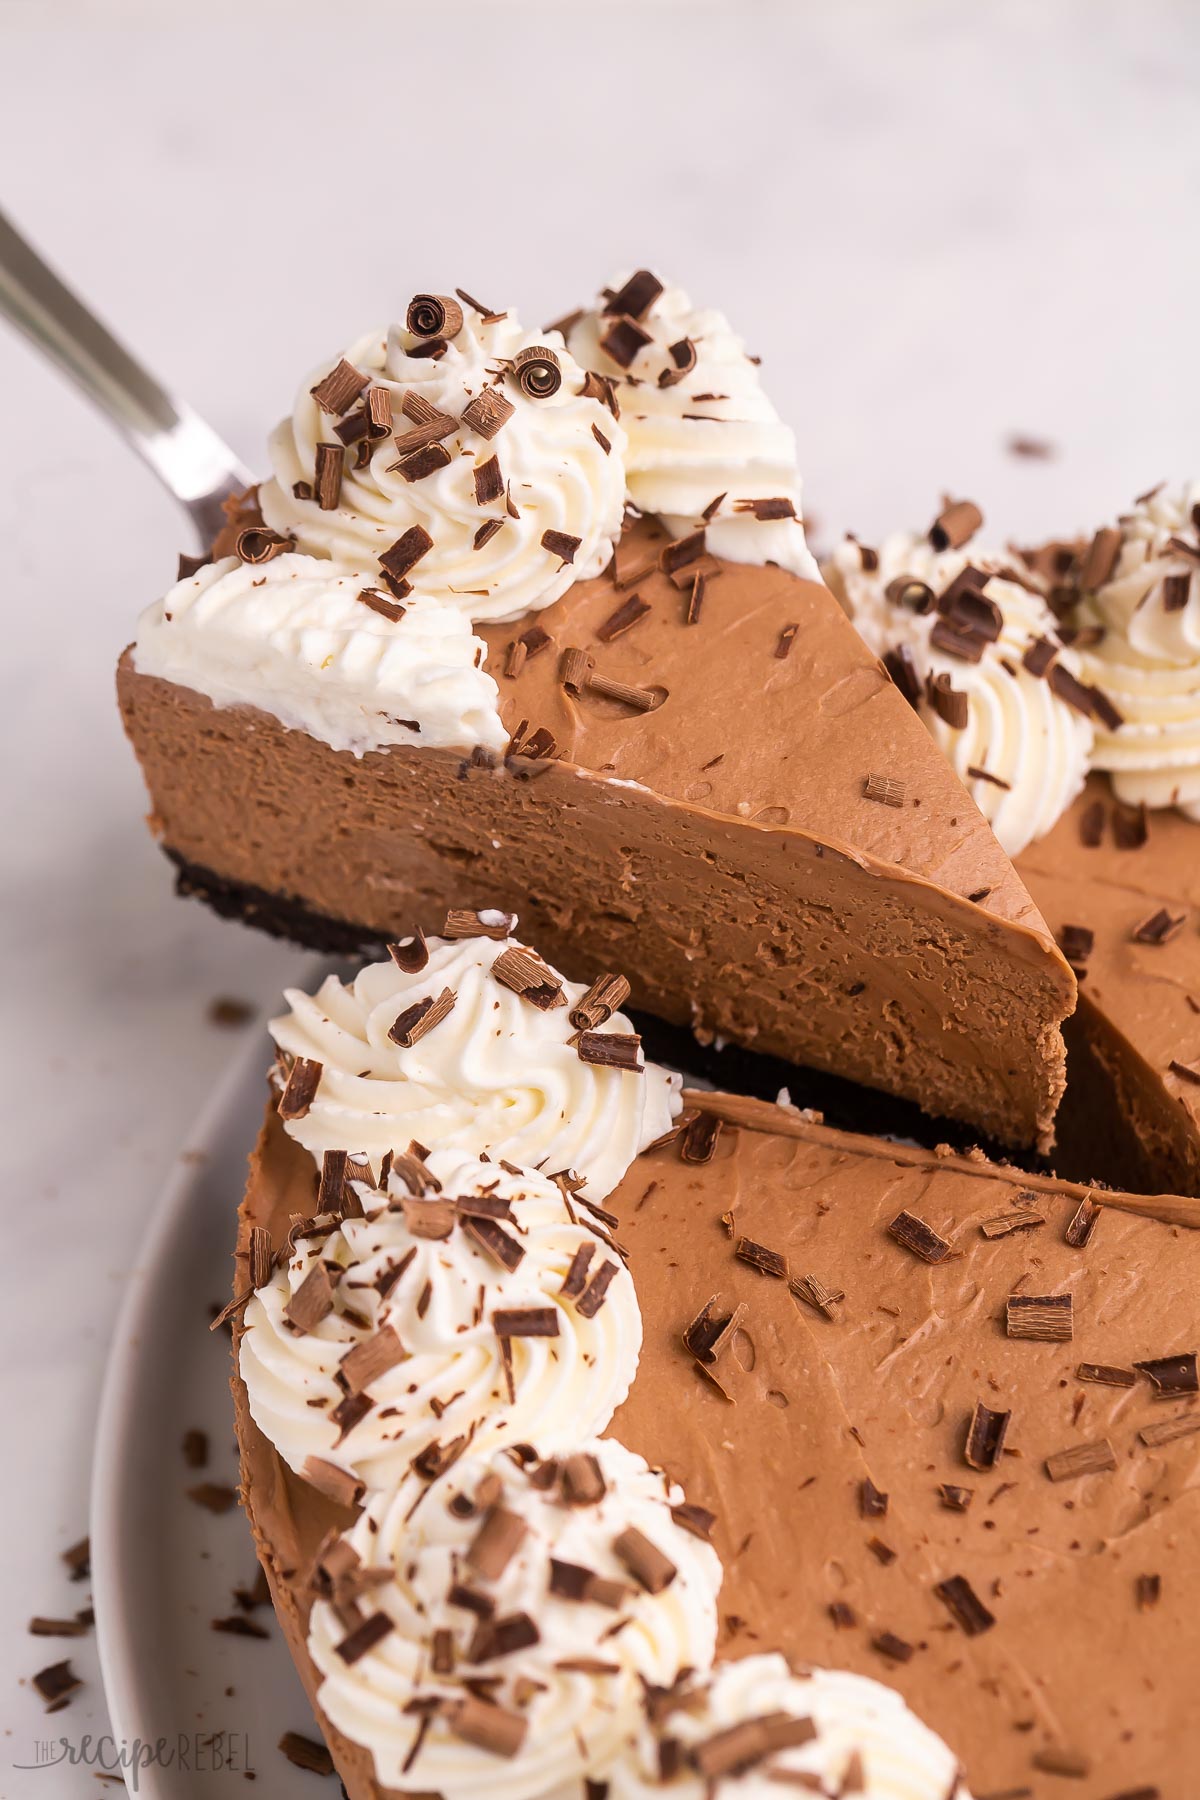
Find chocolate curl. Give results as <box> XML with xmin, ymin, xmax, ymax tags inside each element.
<box><xmin>407</xmin><ymin>294</ymin><xmax>464</xmax><ymax>340</ymax></box>
<box><xmin>512</xmin><ymin>345</ymin><xmax>562</xmax><ymax>399</ymax></box>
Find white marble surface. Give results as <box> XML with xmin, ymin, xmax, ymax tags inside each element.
<box><xmin>2</xmin><ymin>0</ymin><xmax>1198</xmax><ymax>1788</ymax></box>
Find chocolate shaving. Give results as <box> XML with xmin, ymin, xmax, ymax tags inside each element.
<box><xmin>389</xmin><ymin>409</ymin><xmax>458</xmax><ymax>459</ymax></box>
<box><xmin>577</xmin><ymin>1030</ymin><xmax>642</xmax><ymax>1071</ymax></box>
<box><xmin>310</xmin><ymin>358</ymin><xmax>370</xmax><ymax>415</ymax></box>
<box><xmin>467</xmin><ymin>1506</ymin><xmax>529</xmax><ymax>1580</ymax></box>
<box><xmin>1077</xmin><ymin>1362</ymin><xmax>1136</xmax><ymax>1387</ymax></box>
<box><xmin>407</xmin><ymin>293</ymin><xmax>464</xmax><ymax>340</ymax></box>
<box><xmin>604</xmin><ymin>271</ymin><xmax>664</xmax><ymax>320</ymax></box>
<box><xmin>380</xmin><ymin>525</ymin><xmax>434</xmax><ymax>581</ymax></box>
<box><xmin>400</xmin><ymin>1195</ymin><xmax>456</xmax><ymax>1240</ymax></box>
<box><xmin>965</xmin><ymin>1401</ymin><xmax>1011</xmax><ymax>1470</ymax></box>
<box><xmin>313</xmin><ymin>441</ymin><xmax>344</xmax><ymax>511</ymax></box>
<box><xmin>659</xmin><ymin>338</ymin><xmax>697</xmax><ymax>387</ymax></box>
<box><xmin>1065</xmin><ymin>1196</ymin><xmax>1100</xmax><ymax>1248</ymax></box>
<box><xmin>541</xmin><ymin>528</ymin><xmax>581</xmax><ymax>564</ymax></box>
<box><xmin>669</xmin><ymin>1502</ymin><xmax>716</xmax><ymax>1541</ymax></box>
<box><xmin>980</xmin><ymin>1208</ymin><xmax>1044</xmax><ymax>1239</ymax></box>
<box><xmin>357</xmin><ymin>586</ymin><xmax>407</xmax><ymax>623</ymax></box>
<box><xmin>1057</xmin><ymin>923</ymin><xmax>1094</xmax><ymax>969</ymax></box>
<box><xmin>559</xmin><ymin>1451</ymin><xmax>606</xmax><ymax>1505</ymax></box>
<box><xmin>1113</xmin><ymin>801</ymin><xmax>1149</xmax><ymax>850</ymax></box>
<box><xmin>683</xmin><ymin>1296</ymin><xmax>747</xmax><ymax>1364</ymax></box>
<box><xmin>1045</xmin><ymin>1438</ymin><xmax>1117</xmax><ymax>1481</ymax></box>
<box><xmin>860</xmin><ymin>1477</ymin><xmax>888</xmax><ymax>1518</ymax></box>
<box><xmin>396</xmin><ymin>441</ymin><xmax>452</xmax><ymax>483</ymax></box>
<box><xmin>775</xmin><ymin>622</ymin><xmax>799</xmax><ymax>659</ymax></box>
<box><xmin>585</xmin><ymin>671</ymin><xmax>664</xmax><ymax>712</ymax></box>
<box><xmin>1138</xmin><ymin>1415</ymin><xmax>1200</xmax><ymax>1447</ymax></box>
<box><xmin>599</xmin><ymin>314</ymin><xmax>652</xmax><ymax>368</ymax></box>
<box><xmin>930</xmin><ymin>618</ymin><xmax>987</xmax><ymax>663</ymax></box>
<box><xmin>388</xmin><ymin>930</ymin><xmax>429</xmax><ymax>974</ymax></box>
<box><xmin>462</xmin><ymin>386</ymin><xmax>515</xmax><ymax>439</ymax></box>
<box><xmin>1132</xmin><ymin>907</ymin><xmax>1186</xmax><ymax>946</ymax></box>
<box><xmin>1136</xmin><ymin>1573</ymin><xmax>1162</xmax><ymax>1610</ymax></box>
<box><xmin>929</xmin><ymin>499</ymin><xmax>983</xmax><ymax>551</ymax></box>
<box><xmin>491</xmin><ymin>945</ymin><xmax>564</xmax><ymax>1010</ymax></box>
<box><xmin>934</xmin><ymin>1574</ymin><xmax>996</xmax><ymax>1636</ymax></box>
<box><xmin>568</xmin><ymin>973</ymin><xmax>631</xmax><ymax>1031</ymax></box>
<box><xmin>512</xmin><ymin>345</ymin><xmax>562</xmax><ymax>399</ymax></box>
<box><xmin>33</xmin><ymin>1659</ymin><xmax>82</xmax><ymax>1711</ymax></box>
<box><xmin>388</xmin><ymin>988</ymin><xmax>456</xmax><ymax>1048</ymax></box>
<box><xmin>474</xmin><ymin>455</ymin><xmax>504</xmax><ymax>506</ymax></box>
<box><xmin>680</xmin><ymin>1113</ymin><xmax>722</xmax><ymax>1164</ymax></box>
<box><xmin>468</xmin><ymin>1611</ymin><xmax>541</xmax><ymax>1663</ymax></box>
<box><xmin>449</xmin><ymin>1694</ymin><xmax>528</xmax><ymax>1759</ymax></box>
<box><xmin>560</xmin><ymin>1240</ymin><xmax>597</xmax><ymax>1300</ymax></box>
<box><xmin>338</xmin><ymin>1326</ymin><xmax>407</xmax><ymax>1395</ymax></box>
<box><xmin>1171</xmin><ymin>1057</ymin><xmax>1200</xmax><ymax>1087</ymax></box>
<box><xmin>462</xmin><ymin>1217</ymin><xmax>525</xmax><ymax>1273</ymax></box>
<box><xmin>613</xmin><ymin>1526</ymin><xmax>676</xmax><ymax>1594</ymax></box>
<box><xmin>575</xmin><ymin>1258</ymin><xmax>621</xmax><ymax>1318</ymax></box>
<box><xmin>886</xmin><ymin>574</ymin><xmax>936</xmax><ymax>614</ymax></box>
<box><xmin>734</xmin><ymin>496</ymin><xmax>796</xmax><ymax>521</ymax></box>
<box><xmin>735</xmin><ymin>1236</ymin><xmax>789</xmax><ymax>1280</ymax></box>
<box><xmin>1161</xmin><ymin>571</ymin><xmax>1192</xmax><ymax>612</ymax></box>
<box><xmin>284</xmin><ymin>1263</ymin><xmax>334</xmax><ymax>1334</ymax></box>
<box><xmin>660</xmin><ymin>529</ymin><xmax>707</xmax><ymax>574</ymax></box>
<box><xmin>1134</xmin><ymin>1352</ymin><xmax>1199</xmax><ymax>1397</ymax></box>
<box><xmin>883</xmin><ymin>644</ymin><xmax>922</xmax><ymax>707</ymax></box>
<box><xmin>177</xmin><ymin>551</ymin><xmax>210</xmax><ymax>580</ymax></box>
<box><xmin>493</xmin><ymin>1306</ymin><xmax>559</xmax><ymax>1338</ymax></box>
<box><xmin>278</xmin><ymin>1733</ymin><xmax>336</xmax><ymax>1777</ymax></box>
<box><xmin>938</xmin><ymin>1484</ymin><xmax>974</xmax><ymax>1511</ymax></box>
<box><xmin>790</xmin><ymin>1273</ymin><xmax>842</xmax><ymax>1320</ymax></box>
<box><xmin>1007</xmin><ymin>1293</ymin><xmax>1073</xmax><ymax>1342</ymax></box>
<box><xmin>888</xmin><ymin>1210</ymin><xmax>951</xmax><ymax>1264</ymax></box>
<box><xmin>302</xmin><ymin>1457</ymin><xmax>366</xmax><ymax>1508</ymax></box>
<box><xmin>235</xmin><ymin>525</ymin><xmax>292</xmax><ymax>565</ymax></box>
<box><xmin>871</xmin><ymin>1631</ymin><xmax>915</xmax><ymax>1664</ymax></box>
<box><xmin>863</xmin><ymin>772</ymin><xmax>906</xmax><ymax>808</ymax></box>
<box><xmin>1079</xmin><ymin>525</ymin><xmax>1123</xmax><ymax>590</ymax></box>
<box><xmin>597</xmin><ymin>595</ymin><xmax>651</xmax><ymax>642</ymax></box>
<box><xmin>927</xmin><ymin>672</ymin><xmax>969</xmax><ymax>729</ymax></box>
<box><xmin>278</xmin><ymin>1056</ymin><xmax>322</xmax><ymax>1120</ymax></box>
<box><xmin>1032</xmin><ymin>1747</ymin><xmax>1091</xmax><ymax>1779</ymax></box>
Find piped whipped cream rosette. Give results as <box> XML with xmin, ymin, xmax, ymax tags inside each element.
<box><xmin>566</xmin><ymin>270</ymin><xmax>817</xmax><ymax>579</ymax></box>
<box><xmin>269</xmin><ymin>919</ymin><xmax>681</xmax><ymax>1200</ymax></box>
<box><xmin>258</xmin><ymin>293</ymin><xmax>628</xmax><ymax>624</ymax></box>
<box><xmin>826</xmin><ymin>508</ymin><xmax>1096</xmax><ymax>857</ymax></box>
<box><xmin>1073</xmin><ymin>477</ymin><xmax>1200</xmax><ymax>817</ymax></box>
<box><xmin>305</xmin><ymin>1439</ymin><xmax>722</xmax><ymax>1800</ymax></box>
<box><xmin>131</xmin><ymin>552</ymin><xmax>506</xmax><ymax>758</ymax></box>
<box><xmin>604</xmin><ymin>1653</ymin><xmax>969</xmax><ymax>1799</ymax></box>
<box><xmin>239</xmin><ymin>1146</ymin><xmax>642</xmax><ymax>1498</ymax></box>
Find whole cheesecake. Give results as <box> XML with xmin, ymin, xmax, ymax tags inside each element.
<box><xmin>229</xmin><ymin>929</ymin><xmax>1197</xmax><ymax>1800</ymax></box>
<box><xmin>117</xmin><ymin>275</ymin><xmax>1074</xmax><ymax>1152</ymax></box>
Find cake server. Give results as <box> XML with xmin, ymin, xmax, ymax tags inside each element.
<box><xmin>0</xmin><ymin>205</ymin><xmax>251</xmax><ymax>547</ymax></box>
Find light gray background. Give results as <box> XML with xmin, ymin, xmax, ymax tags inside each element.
<box><xmin>3</xmin><ymin>0</ymin><xmax>1198</xmax><ymax>1789</ymax></box>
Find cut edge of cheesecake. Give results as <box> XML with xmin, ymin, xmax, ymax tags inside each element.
<box><xmin>119</xmin><ymin>522</ymin><xmax>1076</xmax><ymax>1149</ymax></box>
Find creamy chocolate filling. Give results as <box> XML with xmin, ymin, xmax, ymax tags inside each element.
<box><xmin>119</xmin><ymin>519</ymin><xmax>1074</xmax><ymax>1149</ymax></box>
<box><xmin>234</xmin><ymin>1096</ymin><xmax>1200</xmax><ymax>1800</ymax></box>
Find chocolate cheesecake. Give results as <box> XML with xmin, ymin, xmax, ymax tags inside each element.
<box><xmin>118</xmin><ymin>278</ymin><xmax>1074</xmax><ymax>1151</ymax></box>
<box><xmin>226</xmin><ymin>929</ymin><xmax>1197</xmax><ymax>1799</ymax></box>
<box><xmin>234</xmin><ymin>1078</ymin><xmax>1198</xmax><ymax>1800</ymax></box>
<box><xmin>828</xmin><ymin>490</ymin><xmax>1200</xmax><ymax>1192</ymax></box>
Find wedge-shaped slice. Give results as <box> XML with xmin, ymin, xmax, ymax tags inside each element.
<box><xmin>1018</xmin><ymin>775</ymin><xmax>1200</xmax><ymax>1193</ymax></box>
<box><xmin>234</xmin><ymin>1091</ymin><xmax>1198</xmax><ymax>1800</ymax></box>
<box><xmin>120</xmin><ymin>518</ymin><xmax>1073</xmax><ymax>1148</ymax></box>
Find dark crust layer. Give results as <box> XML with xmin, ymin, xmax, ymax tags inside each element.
<box><xmin>166</xmin><ymin>846</ymin><xmax>388</xmax><ymax>956</ymax></box>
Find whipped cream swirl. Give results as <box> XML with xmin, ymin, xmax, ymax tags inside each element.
<box><xmin>270</xmin><ymin>928</ymin><xmax>680</xmax><ymax>1199</ymax></box>
<box><xmin>240</xmin><ymin>1148</ymin><xmax>641</xmax><ymax>1493</ymax></box>
<box><xmin>132</xmin><ymin>552</ymin><xmax>506</xmax><ymax>757</ymax></box>
<box><xmin>259</xmin><ymin>306</ymin><xmax>628</xmax><ymax>624</ymax></box>
<box><xmin>606</xmin><ymin>1653</ymin><xmax>968</xmax><ymax>1799</ymax></box>
<box><xmin>1076</xmin><ymin>478</ymin><xmax>1200</xmax><ymax>817</ymax></box>
<box><xmin>307</xmin><ymin>1439</ymin><xmax>722</xmax><ymax>1800</ymax></box>
<box><xmin>828</xmin><ymin>532</ymin><xmax>1093</xmax><ymax>856</ymax></box>
<box><xmin>567</xmin><ymin>275</ymin><xmax>817</xmax><ymax>579</ymax></box>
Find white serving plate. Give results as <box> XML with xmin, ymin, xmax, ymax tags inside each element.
<box><xmin>90</xmin><ymin>1012</ymin><xmax>329</xmax><ymax>1797</ymax></box>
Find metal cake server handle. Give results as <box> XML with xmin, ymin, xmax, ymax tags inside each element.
<box><xmin>0</xmin><ymin>206</ymin><xmax>252</xmax><ymax>549</ymax></box>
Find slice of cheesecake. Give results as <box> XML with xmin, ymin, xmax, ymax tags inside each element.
<box><xmin>118</xmin><ymin>510</ymin><xmax>1073</xmax><ymax>1149</ymax></box>
<box><xmin>234</xmin><ymin>1086</ymin><xmax>1197</xmax><ymax>1800</ymax></box>
<box><xmin>828</xmin><ymin>495</ymin><xmax>1200</xmax><ymax>1188</ymax></box>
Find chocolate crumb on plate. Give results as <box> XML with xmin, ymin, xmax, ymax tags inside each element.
<box><xmin>32</xmin><ymin>1659</ymin><xmax>82</xmax><ymax>1711</ymax></box>
<box><xmin>186</xmin><ymin>1482</ymin><xmax>239</xmax><ymax>1515</ymax></box>
<box><xmin>278</xmin><ymin>1732</ymin><xmax>335</xmax><ymax>1776</ymax></box>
